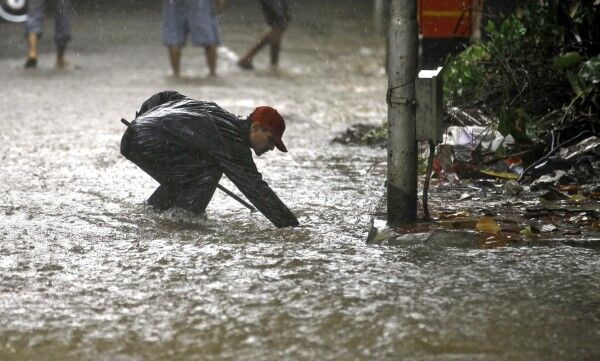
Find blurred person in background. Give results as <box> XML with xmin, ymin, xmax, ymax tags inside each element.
<box><xmin>24</xmin><ymin>0</ymin><xmax>72</xmax><ymax>69</ymax></box>
<box><xmin>162</xmin><ymin>0</ymin><xmax>225</xmax><ymax>77</ymax></box>
<box><xmin>237</xmin><ymin>0</ymin><xmax>290</xmax><ymax>71</ymax></box>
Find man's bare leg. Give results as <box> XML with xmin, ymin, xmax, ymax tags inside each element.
<box><xmin>25</xmin><ymin>33</ymin><xmax>39</xmax><ymax>68</ymax></box>
<box><xmin>168</xmin><ymin>46</ymin><xmax>182</xmax><ymax>77</ymax></box>
<box><xmin>238</xmin><ymin>28</ymin><xmax>275</xmax><ymax>69</ymax></box>
<box><xmin>205</xmin><ymin>45</ymin><xmax>217</xmax><ymax>76</ymax></box>
<box><xmin>55</xmin><ymin>44</ymin><xmax>67</xmax><ymax>69</ymax></box>
<box><xmin>269</xmin><ymin>28</ymin><xmax>283</xmax><ymax>70</ymax></box>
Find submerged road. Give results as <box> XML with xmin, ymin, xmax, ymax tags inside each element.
<box><xmin>1</xmin><ymin>1</ymin><xmax>599</xmax><ymax>360</ymax></box>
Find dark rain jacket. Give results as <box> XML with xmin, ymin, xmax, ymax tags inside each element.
<box><xmin>120</xmin><ymin>90</ymin><xmax>299</xmax><ymax>228</ymax></box>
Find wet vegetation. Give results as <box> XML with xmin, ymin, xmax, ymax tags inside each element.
<box><xmin>332</xmin><ymin>122</ymin><xmax>387</xmax><ymax>147</ymax></box>
<box><xmin>343</xmin><ymin>0</ymin><xmax>600</xmax><ymax>247</ymax></box>
<box><xmin>445</xmin><ymin>0</ymin><xmax>599</xmax><ymax>147</ymax></box>
<box><xmin>337</xmin><ymin>0</ymin><xmax>600</xmax><ymax>178</ymax></box>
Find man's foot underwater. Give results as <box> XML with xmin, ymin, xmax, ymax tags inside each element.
<box><xmin>24</xmin><ymin>57</ymin><xmax>37</xmax><ymax>68</ymax></box>
<box><xmin>237</xmin><ymin>59</ymin><xmax>254</xmax><ymax>70</ymax></box>
<box><xmin>55</xmin><ymin>58</ymin><xmax>73</xmax><ymax>69</ymax></box>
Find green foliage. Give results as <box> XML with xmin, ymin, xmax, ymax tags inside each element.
<box><xmin>444</xmin><ymin>45</ymin><xmax>487</xmax><ymax>101</ymax></box>
<box><xmin>360</xmin><ymin>123</ymin><xmax>388</xmax><ymax>144</ymax></box>
<box><xmin>562</xmin><ymin>55</ymin><xmax>600</xmax><ymax>116</ymax></box>
<box><xmin>443</xmin><ymin>0</ymin><xmax>599</xmax><ymax>146</ymax></box>
<box><xmin>553</xmin><ymin>51</ymin><xmax>583</xmax><ymax>70</ymax></box>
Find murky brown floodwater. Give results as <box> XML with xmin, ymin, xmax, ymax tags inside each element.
<box><xmin>1</xmin><ymin>1</ymin><xmax>599</xmax><ymax>360</ymax></box>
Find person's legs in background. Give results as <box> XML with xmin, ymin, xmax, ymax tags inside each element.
<box><xmin>237</xmin><ymin>28</ymin><xmax>273</xmax><ymax>70</ymax></box>
<box><xmin>168</xmin><ymin>46</ymin><xmax>183</xmax><ymax>77</ymax></box>
<box><xmin>204</xmin><ymin>45</ymin><xmax>217</xmax><ymax>76</ymax></box>
<box><xmin>238</xmin><ymin>0</ymin><xmax>290</xmax><ymax>70</ymax></box>
<box><xmin>54</xmin><ymin>0</ymin><xmax>72</xmax><ymax>69</ymax></box>
<box><xmin>238</xmin><ymin>26</ymin><xmax>286</xmax><ymax>71</ymax></box>
<box><xmin>25</xmin><ymin>32</ymin><xmax>40</xmax><ymax>67</ymax></box>
<box><xmin>237</xmin><ymin>0</ymin><xmax>289</xmax><ymax>71</ymax></box>
<box><xmin>162</xmin><ymin>0</ymin><xmax>187</xmax><ymax>77</ymax></box>
<box><xmin>268</xmin><ymin>27</ymin><xmax>283</xmax><ymax>68</ymax></box>
<box><xmin>190</xmin><ymin>0</ymin><xmax>221</xmax><ymax>76</ymax></box>
<box><xmin>24</xmin><ymin>0</ymin><xmax>45</xmax><ymax>68</ymax></box>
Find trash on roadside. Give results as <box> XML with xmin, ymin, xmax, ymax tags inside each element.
<box><xmin>521</xmin><ymin>136</ymin><xmax>600</xmax><ymax>184</ymax></box>
<box><xmin>530</xmin><ymin>170</ymin><xmax>568</xmax><ymax>191</ymax></box>
<box><xmin>504</xmin><ymin>180</ymin><xmax>524</xmax><ymax>195</ymax></box>
<box><xmin>540</xmin><ymin>224</ymin><xmax>558</xmax><ymax>232</ymax></box>
<box><xmin>443</xmin><ymin>125</ymin><xmax>509</xmax><ymax>153</ymax></box>
<box><xmin>540</xmin><ymin>188</ymin><xmax>570</xmax><ymax>201</ymax></box>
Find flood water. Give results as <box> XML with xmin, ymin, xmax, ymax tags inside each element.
<box><xmin>1</xmin><ymin>1</ymin><xmax>599</xmax><ymax>360</ymax></box>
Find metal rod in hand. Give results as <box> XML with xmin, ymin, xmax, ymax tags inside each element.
<box><xmin>217</xmin><ymin>184</ymin><xmax>256</xmax><ymax>212</ymax></box>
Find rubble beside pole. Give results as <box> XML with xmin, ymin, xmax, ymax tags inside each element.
<box><xmin>386</xmin><ymin>0</ymin><xmax>418</xmax><ymax>225</ymax></box>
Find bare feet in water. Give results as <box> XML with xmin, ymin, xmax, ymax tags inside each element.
<box><xmin>237</xmin><ymin>58</ymin><xmax>254</xmax><ymax>70</ymax></box>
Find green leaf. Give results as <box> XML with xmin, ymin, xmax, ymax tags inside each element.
<box><xmin>520</xmin><ymin>226</ymin><xmax>535</xmax><ymax>238</ymax></box>
<box><xmin>553</xmin><ymin>51</ymin><xmax>583</xmax><ymax>71</ymax></box>
<box><xmin>567</xmin><ymin>70</ymin><xmax>586</xmax><ymax>96</ymax></box>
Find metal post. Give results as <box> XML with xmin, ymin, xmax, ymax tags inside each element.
<box><xmin>374</xmin><ymin>0</ymin><xmax>385</xmax><ymax>34</ymax></box>
<box><xmin>387</xmin><ymin>0</ymin><xmax>418</xmax><ymax>225</ymax></box>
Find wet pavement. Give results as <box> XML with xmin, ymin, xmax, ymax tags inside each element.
<box><xmin>1</xmin><ymin>1</ymin><xmax>599</xmax><ymax>360</ymax></box>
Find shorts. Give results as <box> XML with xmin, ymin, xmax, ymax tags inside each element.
<box><xmin>162</xmin><ymin>0</ymin><xmax>221</xmax><ymax>47</ymax></box>
<box><xmin>259</xmin><ymin>0</ymin><xmax>290</xmax><ymax>29</ymax></box>
<box><xmin>24</xmin><ymin>0</ymin><xmax>72</xmax><ymax>46</ymax></box>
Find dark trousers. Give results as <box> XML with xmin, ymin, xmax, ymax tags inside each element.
<box><xmin>121</xmin><ymin>126</ymin><xmax>222</xmax><ymax>213</ymax></box>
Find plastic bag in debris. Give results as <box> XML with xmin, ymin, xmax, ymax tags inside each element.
<box><xmin>558</xmin><ymin>136</ymin><xmax>600</xmax><ymax>160</ymax></box>
<box><xmin>443</xmin><ymin>126</ymin><xmax>514</xmax><ymax>153</ymax></box>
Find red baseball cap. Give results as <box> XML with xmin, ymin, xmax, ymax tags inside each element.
<box><xmin>250</xmin><ymin>106</ymin><xmax>288</xmax><ymax>152</ymax></box>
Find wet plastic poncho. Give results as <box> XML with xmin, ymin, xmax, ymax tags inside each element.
<box><xmin>120</xmin><ymin>90</ymin><xmax>299</xmax><ymax>228</ymax></box>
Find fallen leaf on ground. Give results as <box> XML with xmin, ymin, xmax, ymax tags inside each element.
<box><xmin>476</xmin><ymin>216</ymin><xmax>501</xmax><ymax>234</ymax></box>
<box><xmin>520</xmin><ymin>226</ymin><xmax>537</xmax><ymax>238</ymax></box>
<box><xmin>480</xmin><ymin>169</ymin><xmax>519</xmax><ymax>180</ymax></box>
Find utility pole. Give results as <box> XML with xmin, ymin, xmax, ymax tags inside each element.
<box><xmin>373</xmin><ymin>0</ymin><xmax>385</xmax><ymax>35</ymax></box>
<box><xmin>386</xmin><ymin>0</ymin><xmax>418</xmax><ymax>225</ymax></box>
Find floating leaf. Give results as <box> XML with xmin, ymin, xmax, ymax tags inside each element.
<box><xmin>553</xmin><ymin>51</ymin><xmax>582</xmax><ymax>70</ymax></box>
<box><xmin>520</xmin><ymin>226</ymin><xmax>536</xmax><ymax>238</ymax></box>
<box><xmin>569</xmin><ymin>193</ymin><xmax>586</xmax><ymax>202</ymax></box>
<box><xmin>476</xmin><ymin>216</ymin><xmax>501</xmax><ymax>234</ymax></box>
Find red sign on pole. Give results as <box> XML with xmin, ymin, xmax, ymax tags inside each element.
<box><xmin>419</xmin><ymin>0</ymin><xmax>472</xmax><ymax>38</ymax></box>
